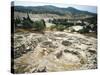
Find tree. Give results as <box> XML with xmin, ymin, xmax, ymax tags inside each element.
<box><xmin>14</xmin><ymin>17</ymin><xmax>21</xmax><ymax>28</ymax></box>
<box><xmin>22</xmin><ymin>19</ymin><xmax>33</xmax><ymax>28</ymax></box>
<box><xmin>22</xmin><ymin>13</ymin><xmax>34</xmax><ymax>29</ymax></box>
<box><xmin>26</xmin><ymin>13</ymin><xmax>33</xmax><ymax>23</ymax></box>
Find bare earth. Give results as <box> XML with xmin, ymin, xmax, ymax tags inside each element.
<box><xmin>13</xmin><ymin>31</ymin><xmax>97</xmax><ymax>73</ymax></box>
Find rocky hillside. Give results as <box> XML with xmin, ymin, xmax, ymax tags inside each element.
<box><xmin>12</xmin><ymin>31</ymin><xmax>97</xmax><ymax>73</ymax></box>
<box><xmin>14</xmin><ymin>5</ymin><xmax>96</xmax><ymax>16</ymax></box>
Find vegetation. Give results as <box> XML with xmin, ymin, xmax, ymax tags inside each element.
<box><xmin>14</xmin><ymin>13</ymin><xmax>46</xmax><ymax>33</ymax></box>
<box><xmin>13</xmin><ymin>5</ymin><xmax>96</xmax><ymax>16</ymax></box>
<box><xmin>14</xmin><ymin>6</ymin><xmax>97</xmax><ymax>34</ymax></box>
<box><xmin>33</xmin><ymin>19</ymin><xmax>46</xmax><ymax>32</ymax></box>
<box><xmin>85</xmin><ymin>15</ymin><xmax>97</xmax><ymax>32</ymax></box>
<box><xmin>56</xmin><ymin>25</ymin><xmax>65</xmax><ymax>31</ymax></box>
<box><xmin>49</xmin><ymin>25</ymin><xmax>57</xmax><ymax>30</ymax></box>
<box><xmin>49</xmin><ymin>24</ymin><xmax>65</xmax><ymax>31</ymax></box>
<box><xmin>78</xmin><ymin>27</ymin><xmax>89</xmax><ymax>33</ymax></box>
<box><xmin>49</xmin><ymin>16</ymin><xmax>97</xmax><ymax>33</ymax></box>
<box><xmin>51</xmin><ymin>18</ymin><xmax>74</xmax><ymax>27</ymax></box>
<box><xmin>13</xmin><ymin>5</ymin><xmax>97</xmax><ymax>33</ymax></box>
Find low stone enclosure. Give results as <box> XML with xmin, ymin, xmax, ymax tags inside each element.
<box><xmin>12</xmin><ymin>31</ymin><xmax>97</xmax><ymax>73</ymax></box>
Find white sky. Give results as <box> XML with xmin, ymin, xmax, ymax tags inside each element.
<box><xmin>13</xmin><ymin>1</ymin><xmax>97</xmax><ymax>13</ymax></box>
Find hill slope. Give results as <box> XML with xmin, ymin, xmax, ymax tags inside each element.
<box><xmin>13</xmin><ymin>5</ymin><xmax>96</xmax><ymax>16</ymax></box>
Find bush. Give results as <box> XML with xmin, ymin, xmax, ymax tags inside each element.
<box><xmin>50</xmin><ymin>25</ymin><xmax>65</xmax><ymax>31</ymax></box>
<box><xmin>56</xmin><ymin>25</ymin><xmax>65</xmax><ymax>31</ymax></box>
<box><xmin>22</xmin><ymin>19</ymin><xmax>33</xmax><ymax>28</ymax></box>
<box><xmin>50</xmin><ymin>25</ymin><xmax>57</xmax><ymax>30</ymax></box>
<box><xmin>78</xmin><ymin>27</ymin><xmax>89</xmax><ymax>33</ymax></box>
<box><xmin>33</xmin><ymin>20</ymin><xmax>46</xmax><ymax>32</ymax></box>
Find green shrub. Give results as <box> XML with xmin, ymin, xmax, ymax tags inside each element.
<box><xmin>22</xmin><ymin>19</ymin><xmax>33</xmax><ymax>28</ymax></box>
<box><xmin>56</xmin><ymin>25</ymin><xmax>65</xmax><ymax>31</ymax></box>
<box><xmin>50</xmin><ymin>25</ymin><xmax>65</xmax><ymax>31</ymax></box>
<box><xmin>78</xmin><ymin>27</ymin><xmax>89</xmax><ymax>33</ymax></box>
<box><xmin>33</xmin><ymin>20</ymin><xmax>46</xmax><ymax>32</ymax></box>
<box><xmin>50</xmin><ymin>25</ymin><xmax>57</xmax><ymax>30</ymax></box>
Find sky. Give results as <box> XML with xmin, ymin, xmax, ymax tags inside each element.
<box><xmin>13</xmin><ymin>1</ymin><xmax>97</xmax><ymax>13</ymax></box>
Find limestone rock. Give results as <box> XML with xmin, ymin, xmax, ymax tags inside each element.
<box><xmin>13</xmin><ymin>31</ymin><xmax>97</xmax><ymax>73</ymax></box>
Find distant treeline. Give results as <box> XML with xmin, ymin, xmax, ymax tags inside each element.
<box><xmin>49</xmin><ymin>15</ymin><xmax>97</xmax><ymax>33</ymax></box>
<box><xmin>49</xmin><ymin>15</ymin><xmax>97</xmax><ymax>25</ymax></box>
